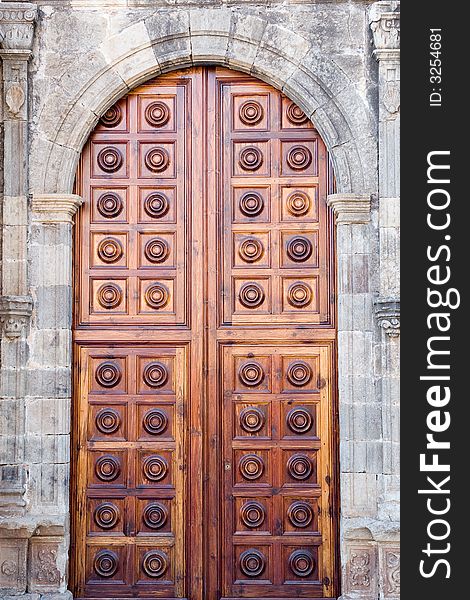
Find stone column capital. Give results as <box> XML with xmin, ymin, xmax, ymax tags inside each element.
<box><xmin>0</xmin><ymin>2</ymin><xmax>37</xmax><ymax>53</ymax></box>
<box><xmin>0</xmin><ymin>295</ymin><xmax>32</xmax><ymax>339</ymax></box>
<box><xmin>32</xmin><ymin>194</ymin><xmax>84</xmax><ymax>223</ymax></box>
<box><xmin>374</xmin><ymin>298</ymin><xmax>400</xmax><ymax>337</ymax></box>
<box><xmin>370</xmin><ymin>1</ymin><xmax>400</xmax><ymax>60</ymax></box>
<box><xmin>327</xmin><ymin>193</ymin><xmax>372</xmax><ymax>224</ymax></box>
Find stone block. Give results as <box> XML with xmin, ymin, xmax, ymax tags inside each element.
<box><xmin>99</xmin><ymin>20</ymin><xmax>152</xmax><ymax>66</ymax></box>
<box><xmin>379</xmin><ymin>196</ymin><xmax>400</xmax><ymax>228</ymax></box>
<box><xmin>25</xmin><ymin>367</ymin><xmax>71</xmax><ymax>399</ymax></box>
<box><xmin>28</xmin><ymin>463</ymin><xmax>69</xmax><ymax>512</ymax></box>
<box><xmin>41</xmin><ymin>592</ymin><xmax>73</xmax><ymax>600</ymax></box>
<box><xmin>144</xmin><ymin>9</ymin><xmax>190</xmax><ymax>47</ymax></box>
<box><xmin>154</xmin><ymin>37</ymin><xmax>193</xmax><ymax>73</ymax></box>
<box><xmin>2</xmin><ymin>196</ymin><xmax>28</xmax><ymax>228</ymax></box>
<box><xmin>0</xmin><ymin>538</ymin><xmax>27</xmax><ymax>594</ymax></box>
<box><xmin>28</xmin><ymin>330</ymin><xmax>71</xmax><ymax>370</ymax></box>
<box><xmin>225</xmin><ymin>12</ymin><xmax>265</xmax><ymax>70</ymax></box>
<box><xmin>33</xmin><ymin>287</ymin><xmax>72</xmax><ymax>331</ymax></box>
<box><xmin>28</xmin><ymin>538</ymin><xmax>63</xmax><ymax>594</ymax></box>
<box><xmin>341</xmin><ymin>472</ymin><xmax>378</xmax><ymax>518</ymax></box>
<box><xmin>25</xmin><ymin>398</ymin><xmax>71</xmax><ymax>436</ymax></box>
<box><xmin>24</xmin><ymin>433</ymin><xmax>70</xmax><ymax>465</ymax></box>
<box><xmin>188</xmin><ymin>9</ymin><xmax>233</xmax><ymax>64</ymax></box>
<box><xmin>344</xmin><ymin>542</ymin><xmax>378</xmax><ymax>598</ymax></box>
<box><xmin>30</xmin><ymin>242</ymin><xmax>72</xmax><ymax>289</ymax></box>
<box><xmin>379</xmin><ymin>545</ymin><xmax>400</xmax><ymax>599</ymax></box>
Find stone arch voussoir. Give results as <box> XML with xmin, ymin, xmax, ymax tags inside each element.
<box><xmin>30</xmin><ymin>12</ymin><xmax>376</xmax><ymax>196</ymax></box>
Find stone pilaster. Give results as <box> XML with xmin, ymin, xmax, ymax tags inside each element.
<box><xmin>0</xmin><ymin>1</ymin><xmax>37</xmax><ymax>520</ymax></box>
<box><xmin>327</xmin><ymin>194</ymin><xmax>381</xmax><ymax>599</ymax></box>
<box><xmin>370</xmin><ymin>1</ymin><xmax>400</xmax><ymax>536</ymax></box>
<box><xmin>27</xmin><ymin>194</ymin><xmax>83</xmax><ymax>519</ymax></box>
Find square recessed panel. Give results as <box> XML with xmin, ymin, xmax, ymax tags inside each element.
<box><xmin>92</xmin><ymin>141</ymin><xmax>128</xmax><ymax>178</ymax></box>
<box><xmin>281</xmin><ymin>544</ymin><xmax>320</xmax><ymax>583</ymax></box>
<box><xmin>281</xmin><ymin>400</ymin><xmax>317</xmax><ymax>439</ymax></box>
<box><xmin>232</xmin><ymin>93</ymin><xmax>270</xmax><ymax>131</ymax></box>
<box><xmin>281</xmin><ymin>140</ymin><xmax>317</xmax><ymax>177</ymax></box>
<box><xmin>90</xmin><ymin>278</ymin><xmax>128</xmax><ymax>314</ymax></box>
<box><xmin>233</xmin><ymin>544</ymin><xmax>273</xmax><ymax>584</ymax></box>
<box><xmin>138</xmin><ymin>278</ymin><xmax>175</xmax><ymax>315</ymax></box>
<box><xmin>281</xmin><ymin>355</ymin><xmax>320</xmax><ymax>393</ymax></box>
<box><xmin>233</xmin><ymin>355</ymin><xmax>272</xmax><ymax>394</ymax></box>
<box><xmin>234</xmin><ymin>401</ymin><xmax>271</xmax><ymax>439</ymax></box>
<box><xmin>233</xmin><ymin>141</ymin><xmax>271</xmax><ymax>177</ymax></box>
<box><xmin>87</xmin><ymin>497</ymin><xmax>126</xmax><ymax>536</ymax></box>
<box><xmin>234</xmin><ymin>496</ymin><xmax>273</xmax><ymax>535</ymax></box>
<box><xmin>137</xmin><ymin>402</ymin><xmax>175</xmax><ymax>441</ymax></box>
<box><xmin>138</xmin><ymin>142</ymin><xmax>176</xmax><ymax>179</ymax></box>
<box><xmin>233</xmin><ymin>277</ymin><xmax>271</xmax><ymax>315</ymax></box>
<box><xmin>138</xmin><ymin>186</ymin><xmax>176</xmax><ymax>223</ymax></box>
<box><xmin>136</xmin><ymin>497</ymin><xmax>173</xmax><ymax>536</ymax></box>
<box><xmin>281</xmin><ymin>185</ymin><xmax>318</xmax><ymax>223</ymax></box>
<box><xmin>281</xmin><ymin>277</ymin><xmax>319</xmax><ymax>314</ymax></box>
<box><xmin>91</xmin><ymin>187</ymin><xmax>128</xmax><ymax>223</ymax></box>
<box><xmin>283</xmin><ymin>449</ymin><xmax>318</xmax><ymax>487</ymax></box>
<box><xmin>96</xmin><ymin>97</ymin><xmax>129</xmax><ymax>133</ymax></box>
<box><xmin>89</xmin><ymin>356</ymin><xmax>127</xmax><ymax>395</ymax></box>
<box><xmin>282</xmin><ymin>496</ymin><xmax>320</xmax><ymax>535</ymax></box>
<box><xmin>88</xmin><ymin>401</ymin><xmax>127</xmax><ymax>442</ymax></box>
<box><xmin>135</xmin><ymin>544</ymin><xmax>174</xmax><ymax>584</ymax></box>
<box><xmin>138</xmin><ymin>232</ymin><xmax>175</xmax><ymax>269</ymax></box>
<box><xmin>91</xmin><ymin>232</ymin><xmax>128</xmax><ymax>269</ymax></box>
<box><xmin>232</xmin><ymin>186</ymin><xmax>271</xmax><ymax>223</ymax></box>
<box><xmin>88</xmin><ymin>355</ymin><xmax>128</xmax><ymax>395</ymax></box>
<box><xmin>137</xmin><ymin>356</ymin><xmax>174</xmax><ymax>395</ymax></box>
<box><xmin>137</xmin><ymin>450</ymin><xmax>173</xmax><ymax>488</ymax></box>
<box><xmin>280</xmin><ymin>231</ymin><xmax>319</xmax><ymax>269</ymax></box>
<box><xmin>88</xmin><ymin>449</ymin><xmax>127</xmax><ymax>488</ymax></box>
<box><xmin>137</xmin><ymin>94</ymin><xmax>176</xmax><ymax>133</ymax></box>
<box><xmin>85</xmin><ymin>544</ymin><xmax>128</xmax><ymax>585</ymax></box>
<box><xmin>281</xmin><ymin>96</ymin><xmax>313</xmax><ymax>130</ymax></box>
<box><xmin>233</xmin><ymin>232</ymin><xmax>271</xmax><ymax>269</ymax></box>
<box><xmin>234</xmin><ymin>449</ymin><xmax>272</xmax><ymax>487</ymax></box>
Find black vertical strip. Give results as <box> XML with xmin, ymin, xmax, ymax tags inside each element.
<box><xmin>401</xmin><ymin>4</ymin><xmax>466</xmax><ymax>598</ymax></box>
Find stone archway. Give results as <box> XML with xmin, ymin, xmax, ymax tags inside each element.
<box><xmin>29</xmin><ymin>15</ymin><xmax>377</xmax><ymax>599</ymax></box>
<box><xmin>29</xmin><ymin>12</ymin><xmax>377</xmax><ymax>198</ymax></box>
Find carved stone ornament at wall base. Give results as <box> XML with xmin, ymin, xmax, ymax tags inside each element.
<box><xmin>0</xmin><ymin>295</ymin><xmax>33</xmax><ymax>339</ymax></box>
<box><xmin>384</xmin><ymin>548</ymin><xmax>400</xmax><ymax>597</ymax></box>
<box><xmin>375</xmin><ymin>298</ymin><xmax>400</xmax><ymax>337</ymax></box>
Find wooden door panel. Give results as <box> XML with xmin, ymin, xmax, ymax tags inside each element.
<box><xmin>218</xmin><ymin>76</ymin><xmax>331</xmax><ymax>328</ymax></box>
<box><xmin>74</xmin><ymin>346</ymin><xmax>187</xmax><ymax>598</ymax></box>
<box><xmin>77</xmin><ymin>80</ymin><xmax>191</xmax><ymax>328</ymax></box>
<box><xmin>220</xmin><ymin>345</ymin><xmax>333</xmax><ymax>598</ymax></box>
<box><xmin>73</xmin><ymin>67</ymin><xmax>337</xmax><ymax>600</ymax></box>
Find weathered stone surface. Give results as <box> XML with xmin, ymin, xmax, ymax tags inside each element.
<box><xmin>0</xmin><ymin>1</ymin><xmax>400</xmax><ymax>597</ymax></box>
<box><xmin>0</xmin><ymin>538</ymin><xmax>27</xmax><ymax>594</ymax></box>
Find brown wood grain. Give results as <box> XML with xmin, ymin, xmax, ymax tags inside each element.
<box><xmin>71</xmin><ymin>66</ymin><xmax>338</xmax><ymax>600</ymax></box>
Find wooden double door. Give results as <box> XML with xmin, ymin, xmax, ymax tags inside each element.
<box><xmin>71</xmin><ymin>66</ymin><xmax>338</xmax><ymax>600</ymax></box>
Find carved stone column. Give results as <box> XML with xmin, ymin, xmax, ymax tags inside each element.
<box><xmin>0</xmin><ymin>1</ymin><xmax>37</xmax><ymax>518</ymax></box>
<box><xmin>370</xmin><ymin>0</ymin><xmax>400</xmax><ymax>535</ymax></box>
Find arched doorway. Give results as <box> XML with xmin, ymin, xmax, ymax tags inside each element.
<box><xmin>71</xmin><ymin>66</ymin><xmax>338</xmax><ymax>599</ymax></box>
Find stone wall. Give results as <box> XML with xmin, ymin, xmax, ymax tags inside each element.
<box><xmin>0</xmin><ymin>1</ymin><xmax>400</xmax><ymax>599</ymax></box>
